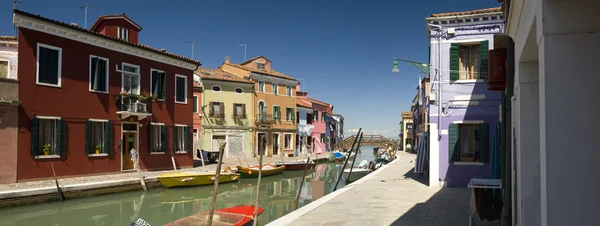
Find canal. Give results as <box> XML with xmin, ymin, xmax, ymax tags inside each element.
<box><xmin>0</xmin><ymin>146</ymin><xmax>376</xmax><ymax>226</ymax></box>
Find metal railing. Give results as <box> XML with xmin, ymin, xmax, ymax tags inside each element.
<box><xmin>116</xmin><ymin>94</ymin><xmax>152</xmax><ymax>114</ymax></box>
<box><xmin>255</xmin><ymin>114</ymin><xmax>277</xmax><ymax>125</ymax></box>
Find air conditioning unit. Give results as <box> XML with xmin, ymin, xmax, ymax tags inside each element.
<box><xmin>447</xmin><ymin>28</ymin><xmax>456</xmax><ymax>36</ymax></box>
<box><xmin>429</xmin><ymin>93</ymin><xmax>437</xmax><ymax>104</ymax></box>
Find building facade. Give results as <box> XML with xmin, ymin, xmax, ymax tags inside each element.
<box><xmin>400</xmin><ymin>112</ymin><xmax>414</xmax><ymax>152</ymax></box>
<box><xmin>295</xmin><ymin>96</ymin><xmax>313</xmax><ymax>155</ymax></box>
<box><xmin>13</xmin><ymin>10</ymin><xmax>199</xmax><ymax>181</ymax></box>
<box><xmin>221</xmin><ymin>56</ymin><xmax>298</xmax><ymax>157</ymax></box>
<box><xmin>426</xmin><ymin>8</ymin><xmax>504</xmax><ymax>187</ymax></box>
<box><xmin>330</xmin><ymin>113</ymin><xmax>344</xmax><ymax>151</ymax></box>
<box><xmin>0</xmin><ymin>36</ymin><xmax>19</xmax><ymax>184</ymax></box>
<box><xmin>306</xmin><ymin>98</ymin><xmax>329</xmax><ymax>154</ymax></box>
<box><xmin>197</xmin><ymin>68</ymin><xmax>254</xmax><ymax>158</ymax></box>
<box><xmin>415</xmin><ymin>77</ymin><xmax>430</xmax><ymax>147</ymax></box>
<box><xmin>192</xmin><ymin>75</ymin><xmax>202</xmax><ymax>157</ymax></box>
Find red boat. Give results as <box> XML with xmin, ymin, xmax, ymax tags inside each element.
<box><xmin>276</xmin><ymin>161</ymin><xmax>316</xmax><ymax>171</ymax></box>
<box><xmin>164</xmin><ymin>205</ymin><xmax>264</xmax><ymax>226</ymax></box>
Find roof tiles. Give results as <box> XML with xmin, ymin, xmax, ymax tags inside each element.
<box><xmin>224</xmin><ymin>63</ymin><xmax>296</xmax><ymax>81</ymax></box>
<box><xmin>430</xmin><ymin>7</ymin><xmax>502</xmax><ymax>18</ymax></box>
<box><xmin>195</xmin><ymin>68</ymin><xmax>254</xmax><ymax>84</ymax></box>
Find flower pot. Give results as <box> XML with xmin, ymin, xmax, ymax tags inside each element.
<box><xmin>43</xmin><ymin>151</ymin><xmax>49</xmax><ymax>156</ymax></box>
<box><xmin>460</xmin><ymin>156</ymin><xmax>474</xmax><ymax>162</ymax></box>
<box><xmin>96</xmin><ymin>150</ymin><xmax>101</xmax><ymax>154</ymax></box>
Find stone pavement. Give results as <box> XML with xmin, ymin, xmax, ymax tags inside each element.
<box><xmin>0</xmin><ymin>153</ymin><xmax>327</xmax><ymax>193</ymax></box>
<box><xmin>270</xmin><ymin>151</ymin><xmax>499</xmax><ymax>226</ymax></box>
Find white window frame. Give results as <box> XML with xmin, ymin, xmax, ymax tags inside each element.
<box><xmin>175</xmin><ymin>125</ymin><xmax>187</xmax><ymax>153</ymax></box>
<box><xmin>35</xmin><ymin>115</ymin><xmax>61</xmax><ymax>159</ymax></box>
<box><xmin>121</xmin><ymin>62</ymin><xmax>140</xmax><ymax>95</ymax></box>
<box><xmin>175</xmin><ymin>74</ymin><xmax>188</xmax><ymax>104</ymax></box>
<box><xmin>286</xmin><ymin>85</ymin><xmax>292</xmax><ymax>96</ymax></box>
<box><xmin>272</xmin><ymin>83</ymin><xmax>278</xmax><ymax>95</ymax></box>
<box><xmin>150</xmin><ymin>68</ymin><xmax>166</xmax><ymax>101</ymax></box>
<box><xmin>257</xmin><ymin>63</ymin><xmax>265</xmax><ymax>70</ymax></box>
<box><xmin>193</xmin><ymin>95</ymin><xmax>199</xmax><ymax>113</ymax></box>
<box><xmin>118</xmin><ymin>27</ymin><xmax>129</xmax><ymax>41</ymax></box>
<box><xmin>272</xmin><ymin>105</ymin><xmax>280</xmax><ymax>120</ymax></box>
<box><xmin>89</xmin><ymin>55</ymin><xmax>110</xmax><ymax>94</ymax></box>
<box><xmin>258</xmin><ymin>81</ymin><xmax>265</xmax><ymax>92</ymax></box>
<box><xmin>234</xmin><ymin>87</ymin><xmax>244</xmax><ymax>94</ymax></box>
<box><xmin>0</xmin><ymin>59</ymin><xmax>9</xmax><ymax>79</ymax></box>
<box><xmin>211</xmin><ymin>85</ymin><xmax>222</xmax><ymax>92</ymax></box>
<box><xmin>286</xmin><ymin>107</ymin><xmax>294</xmax><ymax>121</ymax></box>
<box><xmin>149</xmin><ymin>123</ymin><xmax>165</xmax><ymax>154</ymax></box>
<box><xmin>284</xmin><ymin>133</ymin><xmax>293</xmax><ymax>150</ymax></box>
<box><xmin>36</xmin><ymin>43</ymin><xmax>62</xmax><ymax>88</ymax></box>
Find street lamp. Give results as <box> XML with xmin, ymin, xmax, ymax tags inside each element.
<box><xmin>392</xmin><ymin>58</ymin><xmax>431</xmax><ymax>74</ymax></box>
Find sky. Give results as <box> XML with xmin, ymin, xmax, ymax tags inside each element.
<box><xmin>1</xmin><ymin>0</ymin><xmax>501</xmax><ymax>138</ymax></box>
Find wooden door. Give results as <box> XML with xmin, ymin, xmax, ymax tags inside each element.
<box><xmin>272</xmin><ymin>134</ymin><xmax>279</xmax><ymax>156</ymax></box>
<box><xmin>122</xmin><ymin>132</ymin><xmax>135</xmax><ymax>170</ymax></box>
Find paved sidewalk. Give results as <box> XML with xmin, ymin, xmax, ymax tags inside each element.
<box><xmin>271</xmin><ymin>151</ymin><xmax>499</xmax><ymax>226</ymax></box>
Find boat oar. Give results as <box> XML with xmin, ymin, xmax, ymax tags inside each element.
<box><xmin>252</xmin><ymin>151</ymin><xmax>264</xmax><ymax>226</ymax></box>
<box><xmin>50</xmin><ymin>163</ymin><xmax>65</xmax><ymax>201</ymax></box>
<box><xmin>334</xmin><ymin>128</ymin><xmax>361</xmax><ymax>191</ymax></box>
<box><xmin>294</xmin><ymin>157</ymin><xmax>311</xmax><ymax>210</ymax></box>
<box><xmin>207</xmin><ymin>142</ymin><xmax>226</xmax><ymax>226</ymax></box>
<box><xmin>346</xmin><ymin>133</ymin><xmax>364</xmax><ymax>183</ymax></box>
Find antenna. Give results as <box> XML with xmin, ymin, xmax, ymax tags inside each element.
<box><xmin>78</xmin><ymin>5</ymin><xmax>88</xmax><ymax>29</ymax></box>
<box><xmin>184</xmin><ymin>40</ymin><xmax>195</xmax><ymax>59</ymax></box>
<box><xmin>238</xmin><ymin>44</ymin><xmax>247</xmax><ymax>61</ymax></box>
<box><xmin>12</xmin><ymin>0</ymin><xmax>23</xmax><ymax>10</ymax></box>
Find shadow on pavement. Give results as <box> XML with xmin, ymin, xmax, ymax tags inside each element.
<box><xmin>403</xmin><ymin>167</ymin><xmax>429</xmax><ymax>187</ymax></box>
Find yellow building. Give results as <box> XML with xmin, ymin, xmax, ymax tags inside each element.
<box><xmin>400</xmin><ymin>111</ymin><xmax>414</xmax><ymax>152</ymax></box>
<box><xmin>221</xmin><ymin>56</ymin><xmax>298</xmax><ymax>157</ymax></box>
<box><xmin>196</xmin><ymin>68</ymin><xmax>255</xmax><ymax>157</ymax></box>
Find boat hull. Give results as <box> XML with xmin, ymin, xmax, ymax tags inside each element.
<box><xmin>279</xmin><ymin>162</ymin><xmax>316</xmax><ymax>171</ymax></box>
<box><xmin>157</xmin><ymin>172</ymin><xmax>240</xmax><ymax>188</ymax></box>
<box><xmin>164</xmin><ymin>205</ymin><xmax>264</xmax><ymax>226</ymax></box>
<box><xmin>342</xmin><ymin>168</ymin><xmax>370</xmax><ymax>182</ymax></box>
<box><xmin>236</xmin><ymin>164</ymin><xmax>285</xmax><ymax>178</ymax></box>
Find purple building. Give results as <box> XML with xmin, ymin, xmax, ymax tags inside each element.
<box><xmin>426</xmin><ymin>7</ymin><xmax>504</xmax><ymax>187</ymax></box>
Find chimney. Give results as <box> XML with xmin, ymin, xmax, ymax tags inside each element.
<box><xmin>225</xmin><ymin>56</ymin><xmax>231</xmax><ymax>64</ymax></box>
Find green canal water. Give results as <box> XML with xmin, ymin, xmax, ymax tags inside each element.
<box><xmin>0</xmin><ymin>146</ymin><xmax>376</xmax><ymax>226</ymax></box>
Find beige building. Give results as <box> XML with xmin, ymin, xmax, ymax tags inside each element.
<box><xmin>400</xmin><ymin>111</ymin><xmax>413</xmax><ymax>152</ymax></box>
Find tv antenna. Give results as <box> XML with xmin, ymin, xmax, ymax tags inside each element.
<box><xmin>238</xmin><ymin>44</ymin><xmax>247</xmax><ymax>61</ymax></box>
<box><xmin>12</xmin><ymin>0</ymin><xmax>23</xmax><ymax>10</ymax></box>
<box><xmin>184</xmin><ymin>40</ymin><xmax>195</xmax><ymax>59</ymax></box>
<box><xmin>78</xmin><ymin>5</ymin><xmax>88</xmax><ymax>29</ymax></box>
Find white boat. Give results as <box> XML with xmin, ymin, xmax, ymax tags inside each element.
<box><xmin>342</xmin><ymin>168</ymin><xmax>370</xmax><ymax>182</ymax></box>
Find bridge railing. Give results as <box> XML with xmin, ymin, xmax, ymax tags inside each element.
<box><xmin>341</xmin><ymin>135</ymin><xmax>396</xmax><ymax>149</ymax></box>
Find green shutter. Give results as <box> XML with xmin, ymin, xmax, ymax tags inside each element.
<box><xmin>291</xmin><ymin>110</ymin><xmax>295</xmax><ymax>122</ymax></box>
<box><xmin>30</xmin><ymin>117</ymin><xmax>40</xmax><ymax>157</ymax></box>
<box><xmin>161</xmin><ymin>125</ymin><xmax>167</xmax><ymax>152</ymax></box>
<box><xmin>149</xmin><ymin>124</ymin><xmax>154</xmax><ymax>153</ymax></box>
<box><xmin>160</xmin><ymin>73</ymin><xmax>167</xmax><ymax>99</ymax></box>
<box><xmin>85</xmin><ymin>121</ymin><xmax>92</xmax><ymax>154</ymax></box>
<box><xmin>104</xmin><ymin>122</ymin><xmax>113</xmax><ymax>155</ymax></box>
<box><xmin>448</xmin><ymin>123</ymin><xmax>459</xmax><ymax>162</ymax></box>
<box><xmin>480</xmin><ymin>123</ymin><xmax>489</xmax><ymax>162</ymax></box>
<box><xmin>479</xmin><ymin>41</ymin><xmax>489</xmax><ymax>79</ymax></box>
<box><xmin>184</xmin><ymin>126</ymin><xmax>190</xmax><ymax>152</ymax></box>
<box><xmin>450</xmin><ymin>43</ymin><xmax>460</xmax><ymax>81</ymax></box>
<box><xmin>56</xmin><ymin>119</ymin><xmax>66</xmax><ymax>156</ymax></box>
<box><xmin>173</xmin><ymin>126</ymin><xmax>178</xmax><ymax>152</ymax></box>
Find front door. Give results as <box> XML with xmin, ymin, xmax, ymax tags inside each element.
<box><xmin>272</xmin><ymin>134</ymin><xmax>279</xmax><ymax>156</ymax></box>
<box><xmin>122</xmin><ymin>132</ymin><xmax>136</xmax><ymax>170</ymax></box>
<box><xmin>258</xmin><ymin>133</ymin><xmax>267</xmax><ymax>156</ymax></box>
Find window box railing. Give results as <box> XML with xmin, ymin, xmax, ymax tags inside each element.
<box><xmin>116</xmin><ymin>94</ymin><xmax>152</xmax><ymax>114</ymax></box>
<box><xmin>256</xmin><ymin>114</ymin><xmax>276</xmax><ymax>125</ymax></box>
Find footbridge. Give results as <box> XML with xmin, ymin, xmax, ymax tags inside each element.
<box><xmin>341</xmin><ymin>134</ymin><xmax>397</xmax><ymax>150</ymax></box>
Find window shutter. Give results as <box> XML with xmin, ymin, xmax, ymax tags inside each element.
<box><xmin>160</xmin><ymin>73</ymin><xmax>167</xmax><ymax>99</ymax></box>
<box><xmin>149</xmin><ymin>124</ymin><xmax>154</xmax><ymax>153</ymax></box>
<box><xmin>479</xmin><ymin>41</ymin><xmax>489</xmax><ymax>79</ymax></box>
<box><xmin>85</xmin><ymin>121</ymin><xmax>92</xmax><ymax>154</ymax></box>
<box><xmin>173</xmin><ymin>126</ymin><xmax>178</xmax><ymax>152</ymax></box>
<box><xmin>292</xmin><ymin>110</ymin><xmax>296</xmax><ymax>122</ymax></box>
<box><xmin>56</xmin><ymin>119</ymin><xmax>66</xmax><ymax>156</ymax></box>
<box><xmin>242</xmin><ymin>104</ymin><xmax>246</xmax><ymax>118</ymax></box>
<box><xmin>151</xmin><ymin>71</ymin><xmax>158</xmax><ymax>96</ymax></box>
<box><xmin>209</xmin><ymin>102</ymin><xmax>214</xmax><ymax>117</ymax></box>
<box><xmin>161</xmin><ymin>125</ymin><xmax>167</xmax><ymax>152</ymax></box>
<box><xmin>450</xmin><ymin>43</ymin><xmax>460</xmax><ymax>81</ymax></box>
<box><xmin>220</xmin><ymin>102</ymin><xmax>225</xmax><ymax>118</ymax></box>
<box><xmin>184</xmin><ymin>126</ymin><xmax>190</xmax><ymax>152</ymax></box>
<box><xmin>30</xmin><ymin>117</ymin><xmax>40</xmax><ymax>157</ymax></box>
<box><xmin>448</xmin><ymin>123</ymin><xmax>459</xmax><ymax>162</ymax></box>
<box><xmin>480</xmin><ymin>123</ymin><xmax>489</xmax><ymax>162</ymax></box>
<box><xmin>233</xmin><ymin>103</ymin><xmax>237</xmax><ymax>118</ymax></box>
<box><xmin>103</xmin><ymin>122</ymin><xmax>113</xmax><ymax>155</ymax></box>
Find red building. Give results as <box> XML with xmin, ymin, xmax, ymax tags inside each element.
<box><xmin>13</xmin><ymin>9</ymin><xmax>200</xmax><ymax>181</ymax></box>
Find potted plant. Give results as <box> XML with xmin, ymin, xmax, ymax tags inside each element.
<box><xmin>151</xmin><ymin>94</ymin><xmax>158</xmax><ymax>103</ymax></box>
<box><xmin>95</xmin><ymin>144</ymin><xmax>102</xmax><ymax>154</ymax></box>
<box><xmin>42</xmin><ymin>144</ymin><xmax>51</xmax><ymax>156</ymax></box>
<box><xmin>460</xmin><ymin>152</ymin><xmax>474</xmax><ymax>162</ymax></box>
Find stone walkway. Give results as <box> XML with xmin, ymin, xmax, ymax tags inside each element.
<box><xmin>270</xmin><ymin>151</ymin><xmax>499</xmax><ymax>226</ymax></box>
<box><xmin>0</xmin><ymin>154</ymin><xmax>327</xmax><ymax>193</ymax></box>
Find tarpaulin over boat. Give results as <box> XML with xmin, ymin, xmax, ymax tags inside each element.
<box><xmin>414</xmin><ymin>132</ymin><xmax>429</xmax><ymax>173</ymax></box>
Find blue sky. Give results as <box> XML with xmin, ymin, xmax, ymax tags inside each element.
<box><xmin>1</xmin><ymin>0</ymin><xmax>500</xmax><ymax>138</ymax></box>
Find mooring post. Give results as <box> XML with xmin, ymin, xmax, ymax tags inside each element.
<box><xmin>207</xmin><ymin>142</ymin><xmax>226</xmax><ymax>226</ymax></box>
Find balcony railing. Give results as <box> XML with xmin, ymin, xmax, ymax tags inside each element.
<box><xmin>256</xmin><ymin>114</ymin><xmax>277</xmax><ymax>125</ymax></box>
<box><xmin>116</xmin><ymin>94</ymin><xmax>152</xmax><ymax>114</ymax></box>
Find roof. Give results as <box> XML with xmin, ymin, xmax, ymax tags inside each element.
<box><xmin>0</xmin><ymin>36</ymin><xmax>17</xmax><ymax>42</ymax></box>
<box><xmin>90</xmin><ymin>13</ymin><xmax>143</xmax><ymax>31</ymax></box>
<box><xmin>224</xmin><ymin>63</ymin><xmax>296</xmax><ymax>81</ymax></box>
<box><xmin>297</xmin><ymin>98</ymin><xmax>312</xmax><ymax>108</ymax></box>
<box><xmin>13</xmin><ymin>9</ymin><xmax>199</xmax><ymax>66</ymax></box>
<box><xmin>429</xmin><ymin>7</ymin><xmax>502</xmax><ymax>18</ymax></box>
<box><xmin>306</xmin><ymin>97</ymin><xmax>330</xmax><ymax>107</ymax></box>
<box><xmin>240</xmin><ymin>55</ymin><xmax>270</xmax><ymax>65</ymax></box>
<box><xmin>195</xmin><ymin>68</ymin><xmax>254</xmax><ymax>84</ymax></box>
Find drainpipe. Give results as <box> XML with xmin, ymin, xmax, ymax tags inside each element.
<box><xmin>427</xmin><ymin>23</ymin><xmax>443</xmax><ymax>138</ymax></box>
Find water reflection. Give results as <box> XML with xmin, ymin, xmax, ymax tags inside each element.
<box><xmin>0</xmin><ymin>146</ymin><xmax>375</xmax><ymax>226</ymax></box>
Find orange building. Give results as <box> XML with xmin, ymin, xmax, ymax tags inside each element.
<box><xmin>221</xmin><ymin>56</ymin><xmax>298</xmax><ymax>157</ymax></box>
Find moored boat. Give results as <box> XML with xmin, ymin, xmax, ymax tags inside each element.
<box><xmin>236</xmin><ymin>164</ymin><xmax>285</xmax><ymax>178</ymax></box>
<box><xmin>342</xmin><ymin>168</ymin><xmax>370</xmax><ymax>183</ymax></box>
<box><xmin>276</xmin><ymin>160</ymin><xmax>316</xmax><ymax>171</ymax></box>
<box><xmin>156</xmin><ymin>171</ymin><xmax>240</xmax><ymax>188</ymax></box>
<box><xmin>164</xmin><ymin>205</ymin><xmax>265</xmax><ymax>226</ymax></box>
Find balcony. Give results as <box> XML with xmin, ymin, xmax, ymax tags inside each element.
<box><xmin>255</xmin><ymin>114</ymin><xmax>277</xmax><ymax>126</ymax></box>
<box><xmin>115</xmin><ymin>94</ymin><xmax>153</xmax><ymax>120</ymax></box>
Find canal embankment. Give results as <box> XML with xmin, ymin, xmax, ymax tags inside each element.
<box><xmin>0</xmin><ymin>154</ymin><xmax>329</xmax><ymax>208</ymax></box>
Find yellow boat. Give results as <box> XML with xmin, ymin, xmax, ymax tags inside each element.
<box><xmin>156</xmin><ymin>171</ymin><xmax>240</xmax><ymax>188</ymax></box>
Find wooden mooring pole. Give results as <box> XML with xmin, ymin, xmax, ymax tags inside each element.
<box><xmin>345</xmin><ymin>133</ymin><xmax>364</xmax><ymax>183</ymax></box>
<box><xmin>252</xmin><ymin>152</ymin><xmax>264</xmax><ymax>226</ymax></box>
<box><xmin>207</xmin><ymin>142</ymin><xmax>226</xmax><ymax>226</ymax></box>
<box><xmin>334</xmin><ymin>128</ymin><xmax>362</xmax><ymax>191</ymax></box>
<box><xmin>294</xmin><ymin>157</ymin><xmax>311</xmax><ymax>210</ymax></box>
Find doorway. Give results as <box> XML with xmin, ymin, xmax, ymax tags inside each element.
<box><xmin>257</xmin><ymin>133</ymin><xmax>267</xmax><ymax>156</ymax></box>
<box><xmin>272</xmin><ymin>133</ymin><xmax>280</xmax><ymax>156</ymax></box>
<box><xmin>121</xmin><ymin>122</ymin><xmax>138</xmax><ymax>171</ymax></box>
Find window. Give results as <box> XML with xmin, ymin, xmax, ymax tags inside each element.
<box><xmin>450</xmin><ymin>41</ymin><xmax>488</xmax><ymax>81</ymax></box>
<box><xmin>212</xmin><ymin>85</ymin><xmax>221</xmax><ymax>92</ymax></box>
<box><xmin>272</xmin><ymin>83</ymin><xmax>278</xmax><ymax>95</ymax></box>
<box><xmin>286</xmin><ymin>86</ymin><xmax>292</xmax><ymax>96</ymax></box>
<box><xmin>296</xmin><ymin>111</ymin><xmax>299</xmax><ymax>123</ymax></box>
<box><xmin>235</xmin><ymin>87</ymin><xmax>243</xmax><ymax>94</ymax></box>
<box><xmin>122</xmin><ymin>63</ymin><xmax>140</xmax><ymax>94</ymax></box>
<box><xmin>320</xmin><ymin>133</ymin><xmax>325</xmax><ymax>143</ymax></box>
<box><xmin>85</xmin><ymin>120</ymin><xmax>113</xmax><ymax>155</ymax></box>
<box><xmin>286</xmin><ymin>107</ymin><xmax>295</xmax><ymax>121</ymax></box>
<box><xmin>90</xmin><ymin>56</ymin><xmax>109</xmax><ymax>93</ymax></box>
<box><xmin>175</xmin><ymin>74</ymin><xmax>187</xmax><ymax>104</ymax></box>
<box><xmin>0</xmin><ymin>60</ymin><xmax>8</xmax><ymax>78</ymax></box>
<box><xmin>322</xmin><ymin>111</ymin><xmax>326</xmax><ymax>122</ymax></box>
<box><xmin>36</xmin><ymin>44</ymin><xmax>62</xmax><ymax>87</ymax></box>
<box><xmin>40</xmin><ymin>118</ymin><xmax>57</xmax><ymax>155</ymax></box>
<box><xmin>210</xmin><ymin>102</ymin><xmax>224</xmax><ymax>118</ymax></box>
<box><xmin>257</xmin><ymin>63</ymin><xmax>265</xmax><ymax>70</ymax></box>
<box><xmin>449</xmin><ymin>123</ymin><xmax>489</xmax><ymax>163</ymax></box>
<box><xmin>174</xmin><ymin>125</ymin><xmax>190</xmax><ymax>153</ymax></box>
<box><xmin>273</xmin><ymin>106</ymin><xmax>281</xmax><ymax>120</ymax></box>
<box><xmin>233</xmin><ymin>103</ymin><xmax>246</xmax><ymax>119</ymax></box>
<box><xmin>151</xmin><ymin>69</ymin><xmax>167</xmax><ymax>100</ymax></box>
<box><xmin>284</xmin><ymin>134</ymin><xmax>292</xmax><ymax>150</ymax></box>
<box><xmin>150</xmin><ymin>124</ymin><xmax>166</xmax><ymax>153</ymax></box>
<box><xmin>313</xmin><ymin>110</ymin><xmax>318</xmax><ymax>121</ymax></box>
<box><xmin>118</xmin><ymin>27</ymin><xmax>128</xmax><ymax>41</ymax></box>
<box><xmin>258</xmin><ymin>81</ymin><xmax>265</xmax><ymax>92</ymax></box>
<box><xmin>31</xmin><ymin>117</ymin><xmax>66</xmax><ymax>157</ymax></box>
<box><xmin>307</xmin><ymin>113</ymin><xmax>313</xmax><ymax>124</ymax></box>
<box><xmin>193</xmin><ymin>96</ymin><xmax>199</xmax><ymax>113</ymax></box>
